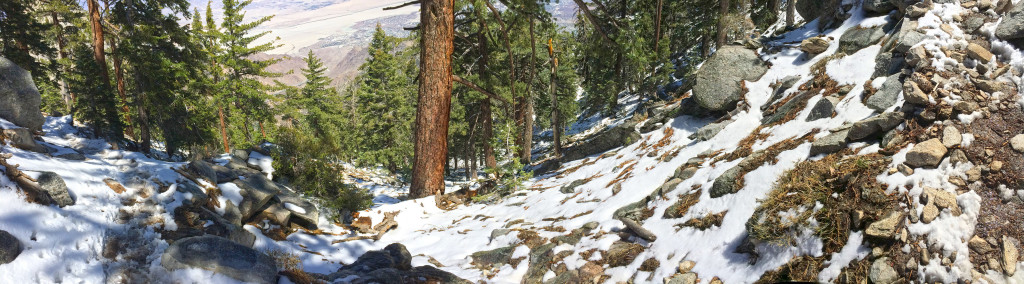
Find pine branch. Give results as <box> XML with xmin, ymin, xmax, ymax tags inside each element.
<box><xmin>453</xmin><ymin>74</ymin><xmax>510</xmax><ymax>105</ymax></box>
<box><xmin>383</xmin><ymin>1</ymin><xmax>420</xmax><ymax>10</ymax></box>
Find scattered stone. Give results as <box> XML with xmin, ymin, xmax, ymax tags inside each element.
<box><xmin>689</xmin><ymin>119</ymin><xmax>732</xmax><ymax>142</ymax></box>
<box><xmin>35</xmin><ymin>171</ymin><xmax>74</xmax><ymax>207</ymax></box>
<box><xmin>839</xmin><ymin>26</ymin><xmax>886</xmax><ymax>53</ymax></box>
<box><xmin>873</xmin><ymin>52</ymin><xmax>906</xmax><ymax>78</ymax></box>
<box><xmin>187</xmin><ymin>161</ymin><xmax>217</xmax><ymax>184</ymax></box>
<box><xmin>1010</xmin><ymin>134</ymin><xmax>1024</xmax><ymax>153</ymax></box>
<box><xmin>161</xmin><ymin>236</ymin><xmax>278</xmax><ymax>284</ymax></box>
<box><xmin>800</xmin><ymin>37</ymin><xmax>831</xmax><ymax>54</ymax></box>
<box><xmin>905</xmin><ymin>139</ymin><xmax>948</xmax><ymax>168</ymax></box>
<box><xmin>866</xmin><ymin>74</ymin><xmax>903</xmax><ymax>111</ymax></box>
<box><xmin>882</xmin><ymin>129</ymin><xmax>905</xmax><ymax>149</ymax></box>
<box><xmin>866</xmin><ymin>211</ymin><xmax>904</xmax><ymax>239</ymax></box>
<box><xmin>605</xmin><ymin>241</ymin><xmax>644</xmax><ymax>267</ymax></box>
<box><xmin>870</xmin><ymin>257</ymin><xmax>899</xmax><ymax>284</ymax></box>
<box><xmin>922</xmin><ymin>201</ymin><xmax>939</xmax><ymax>223</ymax></box>
<box><xmin>0</xmin><ymin>56</ymin><xmax>44</xmax><ymax>131</ymax></box>
<box><xmin>807</xmin><ymin>96</ymin><xmax>839</xmax><ymax>121</ymax></box>
<box><xmin>665</xmin><ymin>273</ymin><xmax>697</xmax><ymax>284</ymax></box>
<box><xmin>0</xmin><ymin>230</ymin><xmax>21</xmax><ymax>264</ymax></box>
<box><xmin>692</xmin><ymin>46</ymin><xmax>768</xmax><ymax>111</ymax></box>
<box><xmin>904</xmin><ymin>81</ymin><xmax>931</xmax><ymax>106</ymax></box>
<box><xmin>898</xmin><ymin>164</ymin><xmax>914</xmax><ymax>176</ymax></box>
<box><xmin>560</xmin><ymin>122</ymin><xmax>641</xmax><ymax>162</ymax></box>
<box><xmin>995</xmin><ymin>0</ymin><xmax>1024</xmax><ymax>47</ymax></box>
<box><xmin>232</xmin><ymin>174</ymin><xmax>282</xmax><ymax>221</ymax></box>
<box><xmin>906</xmin><ymin>2</ymin><xmax>931</xmax><ymax>17</ymax></box>
<box><xmin>848</xmin><ymin>112</ymin><xmax>905</xmax><ymax>141</ymax></box>
<box><xmin>811</xmin><ymin>129</ymin><xmax>851</xmax><ymax>156</ymax></box>
<box><xmin>885</xmin><ymin>21</ymin><xmax>926</xmax><ymax>53</ymax></box>
<box><xmin>560</xmin><ymin>179</ymin><xmax>586</xmax><ymax>194</ymax></box>
<box><xmin>678</xmin><ymin>260</ymin><xmax>696</xmax><ymax>273</ymax></box>
<box><xmin>991</xmin><ymin>160</ymin><xmax>1004</xmax><ymax>172</ymax></box>
<box><xmin>863</xmin><ymin>0</ymin><xmax>896</xmax><ymax>13</ymax></box>
<box><xmin>971</xmin><ymin>235</ymin><xmax>994</xmax><ymax>254</ymax></box>
<box><xmin>1005</xmin><ymin>236</ymin><xmax>1019</xmax><ymax>276</ymax></box>
<box><xmin>967</xmin><ymin>43</ymin><xmax>995</xmax><ymax>64</ymax></box>
<box><xmin>470</xmin><ymin>246</ymin><xmax>515</xmax><ymax>270</ymax></box>
<box><xmin>942</xmin><ymin>126</ymin><xmax>962</xmax><ymax>148</ymax></box>
<box><xmin>1</xmin><ymin>128</ymin><xmax>46</xmax><ymax>153</ymax></box>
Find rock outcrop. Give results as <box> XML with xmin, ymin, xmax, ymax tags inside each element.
<box><xmin>323</xmin><ymin>243</ymin><xmax>469</xmax><ymax>284</ymax></box>
<box><xmin>0</xmin><ymin>57</ymin><xmax>44</xmax><ymax>131</ymax></box>
<box><xmin>161</xmin><ymin>236</ymin><xmax>278</xmax><ymax>284</ymax></box>
<box><xmin>692</xmin><ymin>46</ymin><xmax>768</xmax><ymax>111</ymax></box>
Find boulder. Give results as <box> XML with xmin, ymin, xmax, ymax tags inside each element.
<box><xmin>187</xmin><ymin>161</ymin><xmax>217</xmax><ymax>184</ymax></box>
<box><xmin>810</xmin><ymin>129</ymin><xmax>850</xmax><ymax>156</ymax></box>
<box><xmin>561</xmin><ymin>122</ymin><xmax>640</xmax><ymax>162</ymax></box>
<box><xmin>905</xmin><ymin>138</ymin><xmax>948</xmax><ymax>168</ymax></box>
<box><xmin>710</xmin><ymin>166</ymin><xmax>743</xmax><ymax>198</ymax></box>
<box><xmin>848</xmin><ymin>112</ymin><xmax>904</xmax><ymax>141</ymax></box>
<box><xmin>839</xmin><ymin>26</ymin><xmax>885</xmax><ymax>53</ymax></box>
<box><xmin>230</xmin><ymin>149</ymin><xmax>249</xmax><ymax>161</ymax></box>
<box><xmin>762</xmin><ymin>76</ymin><xmax>802</xmax><ymax>111</ymax></box>
<box><xmin>161</xmin><ymin>236</ymin><xmax>278</xmax><ymax>284</ymax></box>
<box><xmin>524</xmin><ymin>243</ymin><xmax>556</xmax><ymax>283</ymax></box>
<box><xmin>470</xmin><ymin>246</ymin><xmax>515</xmax><ymax>270</ymax></box>
<box><xmin>689</xmin><ymin>119</ymin><xmax>732</xmax><ymax>141</ymax></box>
<box><xmin>996</xmin><ymin>1</ymin><xmax>1024</xmax><ymax>47</ymax></box>
<box><xmin>277</xmin><ymin>192</ymin><xmax>319</xmax><ymax>229</ymax></box>
<box><xmin>1</xmin><ymin>128</ymin><xmax>47</xmax><ymax>153</ymax></box>
<box><xmin>866</xmin><ymin>74</ymin><xmax>903</xmax><ymax>111</ymax></box>
<box><xmin>863</xmin><ymin>0</ymin><xmax>897</xmax><ymax>13</ymax></box>
<box><xmin>1011</xmin><ymin>134</ymin><xmax>1024</xmax><ymax>153</ymax></box>
<box><xmin>693</xmin><ymin>46</ymin><xmax>768</xmax><ymax>111</ymax></box>
<box><xmin>339</xmin><ymin>243</ymin><xmax>414</xmax><ymax>273</ymax></box>
<box><xmin>0</xmin><ymin>230</ymin><xmax>22</xmax><ymax>264</ymax></box>
<box><xmin>174</xmin><ymin>182</ymin><xmax>210</xmax><ymax>206</ymax></box>
<box><xmin>806</xmin><ymin>96</ymin><xmax>839</xmax><ymax>121</ymax></box>
<box><xmin>870</xmin><ymin>257</ymin><xmax>899</xmax><ymax>284</ymax></box>
<box><xmin>866</xmin><ymin>211</ymin><xmax>904</xmax><ymax>239</ymax></box>
<box><xmin>36</xmin><ymin>171</ymin><xmax>74</xmax><ymax>207</ymax></box>
<box><xmin>232</xmin><ymin>174</ymin><xmax>281</xmax><ymax>221</ymax></box>
<box><xmin>903</xmin><ymin>81</ymin><xmax>931</xmax><ymax>106</ymax></box>
<box><xmin>260</xmin><ymin>201</ymin><xmax>291</xmax><ymax>225</ymax></box>
<box><xmin>800</xmin><ymin>37</ymin><xmax>831</xmax><ymax>54</ymax></box>
<box><xmin>881</xmin><ymin>129</ymin><xmax>905</xmax><ymax>149</ymax></box>
<box><xmin>560</xmin><ymin>179</ymin><xmax>586</xmax><ymax>194</ymax></box>
<box><xmin>796</xmin><ymin>0</ymin><xmax>839</xmax><ymax>21</ymax></box>
<box><xmin>883</xmin><ymin>21</ymin><xmax>925</xmax><ymax>53</ymax></box>
<box><xmin>0</xmin><ymin>57</ymin><xmax>44</xmax><ymax>131</ymax></box>
<box><xmin>605</xmin><ymin>241</ymin><xmax>644</xmax><ymax>267</ymax></box>
<box><xmin>872</xmin><ymin>52</ymin><xmax>905</xmax><ymax>78</ymax></box>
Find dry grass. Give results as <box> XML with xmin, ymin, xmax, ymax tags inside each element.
<box><xmin>663</xmin><ymin>188</ymin><xmax>702</xmax><ymax>219</ymax></box>
<box><xmin>266</xmin><ymin>249</ymin><xmax>324</xmax><ymax>284</ymax></box>
<box><xmin>680</xmin><ymin>211</ymin><xmax>727</xmax><ymax>230</ymax></box>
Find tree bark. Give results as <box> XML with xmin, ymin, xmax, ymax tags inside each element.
<box><xmin>109</xmin><ymin>40</ymin><xmax>136</xmax><ymax>140</ymax></box>
<box><xmin>717</xmin><ymin>0</ymin><xmax>730</xmax><ymax>48</ymax></box>
<box><xmin>548</xmin><ymin>40</ymin><xmax>561</xmax><ymax>157</ymax></box>
<box><xmin>786</xmin><ymin>0</ymin><xmax>795</xmax><ymax>29</ymax></box>
<box><xmin>476</xmin><ymin>23</ymin><xmax>496</xmax><ymax>170</ymax></box>
<box><xmin>50</xmin><ymin>11</ymin><xmax>73</xmax><ymax>114</ymax></box>
<box><xmin>410</xmin><ymin>0</ymin><xmax>455</xmax><ymax>200</ymax></box>
<box><xmin>521</xmin><ymin>16</ymin><xmax>538</xmax><ymax>164</ymax></box>
<box><xmin>86</xmin><ymin>0</ymin><xmax>112</xmax><ymax>137</ymax></box>
<box><xmin>654</xmin><ymin>0</ymin><xmax>663</xmax><ymax>53</ymax></box>
<box><xmin>218</xmin><ymin>104</ymin><xmax>230</xmax><ymax>152</ymax></box>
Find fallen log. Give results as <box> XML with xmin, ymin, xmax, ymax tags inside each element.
<box><xmin>0</xmin><ymin>153</ymin><xmax>56</xmax><ymax>206</ymax></box>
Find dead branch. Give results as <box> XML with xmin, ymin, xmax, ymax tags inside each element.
<box><xmin>383</xmin><ymin>0</ymin><xmax>419</xmax><ymax>10</ymax></box>
<box><xmin>0</xmin><ymin>153</ymin><xmax>56</xmax><ymax>206</ymax></box>
<box><xmin>453</xmin><ymin>74</ymin><xmax>510</xmax><ymax>105</ymax></box>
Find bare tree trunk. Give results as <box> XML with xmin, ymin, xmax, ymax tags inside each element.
<box><xmin>218</xmin><ymin>104</ymin><xmax>230</xmax><ymax>152</ymax></box>
<box><xmin>410</xmin><ymin>0</ymin><xmax>455</xmax><ymax>200</ymax></box>
<box><xmin>654</xmin><ymin>0</ymin><xmax>663</xmax><ymax>53</ymax></box>
<box><xmin>786</xmin><ymin>0</ymin><xmax>795</xmax><ymax>29</ymax></box>
<box><xmin>717</xmin><ymin>0</ymin><xmax>730</xmax><ymax>48</ymax></box>
<box><xmin>520</xmin><ymin>16</ymin><xmax>537</xmax><ymax>164</ymax></box>
<box><xmin>476</xmin><ymin>24</ymin><xmax>497</xmax><ymax>170</ymax></box>
<box><xmin>548</xmin><ymin>41</ymin><xmax>561</xmax><ymax>157</ymax></box>
<box><xmin>50</xmin><ymin>11</ymin><xmax>73</xmax><ymax>114</ymax></box>
<box><xmin>86</xmin><ymin>0</ymin><xmax>112</xmax><ymax>137</ymax></box>
<box><xmin>109</xmin><ymin>40</ymin><xmax>136</xmax><ymax>140</ymax></box>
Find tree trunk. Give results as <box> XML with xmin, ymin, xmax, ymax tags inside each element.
<box><xmin>654</xmin><ymin>0</ymin><xmax>663</xmax><ymax>52</ymax></box>
<box><xmin>572</xmin><ymin>0</ymin><xmax>618</xmax><ymax>47</ymax></box>
<box><xmin>786</xmin><ymin>0</ymin><xmax>795</xmax><ymax>29</ymax></box>
<box><xmin>86</xmin><ymin>0</ymin><xmax>113</xmax><ymax>137</ymax></box>
<box><xmin>410</xmin><ymin>0</ymin><xmax>455</xmax><ymax>200</ymax></box>
<box><xmin>109</xmin><ymin>40</ymin><xmax>136</xmax><ymax>140</ymax></box>
<box><xmin>218</xmin><ymin>104</ymin><xmax>230</xmax><ymax>152</ymax></box>
<box><xmin>50</xmin><ymin>11</ymin><xmax>73</xmax><ymax>114</ymax></box>
<box><xmin>548</xmin><ymin>41</ymin><xmax>561</xmax><ymax>157</ymax></box>
<box><xmin>520</xmin><ymin>15</ymin><xmax>537</xmax><ymax>164</ymax></box>
<box><xmin>717</xmin><ymin>0</ymin><xmax>730</xmax><ymax>48</ymax></box>
<box><xmin>476</xmin><ymin>21</ymin><xmax>497</xmax><ymax>170</ymax></box>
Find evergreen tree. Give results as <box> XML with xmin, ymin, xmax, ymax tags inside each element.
<box><xmin>219</xmin><ymin>0</ymin><xmax>281</xmax><ymax>149</ymax></box>
<box><xmin>354</xmin><ymin>26</ymin><xmax>416</xmax><ymax>173</ymax></box>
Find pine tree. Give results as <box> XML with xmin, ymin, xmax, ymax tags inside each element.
<box><xmin>354</xmin><ymin>26</ymin><xmax>415</xmax><ymax>173</ymax></box>
<box><xmin>219</xmin><ymin>0</ymin><xmax>281</xmax><ymax>149</ymax></box>
<box><xmin>410</xmin><ymin>0</ymin><xmax>455</xmax><ymax>199</ymax></box>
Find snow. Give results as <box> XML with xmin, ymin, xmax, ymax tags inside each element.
<box><xmin>0</xmin><ymin>117</ymin><xmax>18</xmax><ymax>129</ymax></box>
<box><xmin>247</xmin><ymin>152</ymin><xmax>275</xmax><ymax>179</ymax></box>
<box><xmin>218</xmin><ymin>182</ymin><xmax>245</xmax><ymax>213</ymax></box>
<box><xmin>818</xmin><ymin>232</ymin><xmax>870</xmax><ymax>283</ymax></box>
<box><xmin>284</xmin><ymin>202</ymin><xmax>306</xmax><ymax>214</ymax></box>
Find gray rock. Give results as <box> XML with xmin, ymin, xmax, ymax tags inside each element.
<box><xmin>231</xmin><ymin>149</ymin><xmax>249</xmax><ymax>161</ymax></box>
<box><xmin>561</xmin><ymin>122</ymin><xmax>640</xmax><ymax>162</ymax></box>
<box><xmin>864</xmin><ymin>0</ymin><xmax>897</xmax><ymax>13</ymax></box>
<box><xmin>605</xmin><ymin>241</ymin><xmax>644</xmax><ymax>267</ymax></box>
<box><xmin>187</xmin><ymin>161</ymin><xmax>217</xmax><ymax>184</ymax></box>
<box><xmin>872</xmin><ymin>52</ymin><xmax>906</xmax><ymax>78</ymax></box>
<box><xmin>175</xmin><ymin>182</ymin><xmax>210</xmax><ymax>206</ymax></box>
<box><xmin>800</xmin><ymin>37</ymin><xmax>831</xmax><ymax>54</ymax></box>
<box><xmin>2</xmin><ymin>128</ymin><xmax>47</xmax><ymax>153</ymax></box>
<box><xmin>232</xmin><ymin>174</ymin><xmax>281</xmax><ymax>221</ymax></box>
<box><xmin>261</xmin><ymin>201</ymin><xmax>291</xmax><ymax>225</ymax></box>
<box><xmin>55</xmin><ymin>152</ymin><xmax>86</xmax><ymax>161</ymax></box>
<box><xmin>762</xmin><ymin>90</ymin><xmax>816</xmax><ymax>125</ymax></box>
<box><xmin>689</xmin><ymin>119</ymin><xmax>732</xmax><ymax>141</ymax></box>
<box><xmin>1011</xmin><ymin>134</ymin><xmax>1024</xmax><ymax>153</ymax></box>
<box><xmin>470</xmin><ymin>246</ymin><xmax>515</xmax><ymax>269</ymax></box>
<box><xmin>339</xmin><ymin>243</ymin><xmax>413</xmax><ymax>273</ymax></box>
<box><xmin>210</xmin><ymin>164</ymin><xmax>241</xmax><ymax>183</ymax></box>
<box><xmin>0</xmin><ymin>230</ymin><xmax>22</xmax><ymax>264</ymax></box>
<box><xmin>884</xmin><ymin>21</ymin><xmax>925</xmax><ymax>53</ymax></box>
<box><xmin>763</xmin><ymin>76</ymin><xmax>802</xmax><ymax>112</ymax></box>
<box><xmin>524</xmin><ymin>243</ymin><xmax>556</xmax><ymax>283</ymax></box>
<box><xmin>807</xmin><ymin>96</ymin><xmax>840</xmax><ymax>121</ymax></box>
<box><xmin>866</xmin><ymin>211</ymin><xmax>904</xmax><ymax>239</ymax></box>
<box><xmin>839</xmin><ymin>26</ymin><xmax>886</xmax><ymax>53</ymax></box>
<box><xmin>881</xmin><ymin>129</ymin><xmax>904</xmax><ymax>148</ymax></box>
<box><xmin>36</xmin><ymin>171</ymin><xmax>74</xmax><ymax>207</ymax></box>
<box><xmin>996</xmin><ymin>1</ymin><xmax>1024</xmax><ymax>46</ymax></box>
<box><xmin>693</xmin><ymin>46</ymin><xmax>768</xmax><ymax>111</ymax></box>
<box><xmin>797</xmin><ymin>0</ymin><xmax>839</xmax><ymax>21</ymax></box>
<box><xmin>666</xmin><ymin>273</ymin><xmax>698</xmax><ymax>284</ymax></box>
<box><xmin>0</xmin><ymin>57</ymin><xmax>44</xmax><ymax>131</ymax></box>
<box><xmin>848</xmin><ymin>112</ymin><xmax>905</xmax><ymax>141</ymax></box>
<box><xmin>561</xmin><ymin>179</ymin><xmax>586</xmax><ymax>194</ymax></box>
<box><xmin>964</xmin><ymin>14</ymin><xmax>986</xmax><ymax>34</ymax></box>
<box><xmin>942</xmin><ymin>126</ymin><xmax>962</xmax><ymax>148</ymax></box>
<box><xmin>810</xmin><ymin>129</ymin><xmax>850</xmax><ymax>156</ymax></box>
<box><xmin>866</xmin><ymin>74</ymin><xmax>903</xmax><ymax>111</ymax></box>
<box><xmin>870</xmin><ymin>257</ymin><xmax>899</xmax><ymax>284</ymax></box>
<box><xmin>903</xmin><ymin>81</ymin><xmax>931</xmax><ymax>106</ymax></box>
<box><xmin>710</xmin><ymin>166</ymin><xmax>743</xmax><ymax>198</ymax></box>
<box><xmin>277</xmin><ymin>191</ymin><xmax>318</xmax><ymax>229</ymax></box>
<box><xmin>161</xmin><ymin>236</ymin><xmax>277</xmax><ymax>284</ymax></box>
<box><xmin>906</xmin><ymin>138</ymin><xmax>948</xmax><ymax>168</ymax></box>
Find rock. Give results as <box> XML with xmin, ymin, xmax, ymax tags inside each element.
<box><xmin>882</xmin><ymin>129</ymin><xmax>905</xmax><ymax>149</ymax></box>
<box><xmin>175</xmin><ymin>182</ymin><xmax>210</xmax><ymax>206</ymax></box>
<box><xmin>807</xmin><ymin>96</ymin><xmax>840</xmax><ymax>121</ymax></box>
<box><xmin>884</xmin><ymin>21</ymin><xmax>925</xmax><ymax>53</ymax></box>
<box><xmin>796</xmin><ymin>0</ymin><xmax>838</xmax><ymax>21</ymax></box>
<box><xmin>967</xmin><ymin>43</ymin><xmax>995</xmax><ymax>64</ymax></box>
<box><xmin>864</xmin><ymin>0</ymin><xmax>897</xmax><ymax>13</ymax></box>
<box><xmin>605</xmin><ymin>241</ymin><xmax>644</xmax><ymax>267</ymax></box>
<box><xmin>0</xmin><ymin>57</ymin><xmax>44</xmax><ymax>131</ymax></box>
<box><xmin>800</xmin><ymin>37</ymin><xmax>831</xmax><ymax>54</ymax></box>
<box><xmin>921</xmin><ymin>201</ymin><xmax>939</xmax><ymax>223</ymax></box>
<box><xmin>870</xmin><ymin>257</ymin><xmax>899</xmax><ymax>284</ymax></box>
<box><xmin>560</xmin><ymin>179</ymin><xmax>586</xmax><ymax>194</ymax></box>
<box><xmin>906</xmin><ymin>3</ymin><xmax>930</xmax><ymax>17</ymax></box>
<box><xmin>678</xmin><ymin>260</ymin><xmax>696</xmax><ymax>273</ymax></box>
<box><xmin>342</xmin><ymin>243</ymin><xmax>413</xmax><ymax>272</ymax></box>
<box><xmin>260</xmin><ymin>201</ymin><xmax>291</xmax><ymax>225</ymax></box>
<box><xmin>666</xmin><ymin>273</ymin><xmax>697</xmax><ymax>284</ymax></box>
<box><xmin>1011</xmin><ymin>135</ymin><xmax>1024</xmax><ymax>153</ymax></box>
<box><xmin>187</xmin><ymin>161</ymin><xmax>217</xmax><ymax>184</ymax></box>
<box><xmin>0</xmin><ymin>230</ymin><xmax>21</xmax><ymax>264</ymax></box>
<box><xmin>710</xmin><ymin>166</ymin><xmax>743</xmax><ymax>198</ymax></box>
<box><xmin>161</xmin><ymin>236</ymin><xmax>278</xmax><ymax>284</ymax></box>
<box><xmin>36</xmin><ymin>171</ymin><xmax>74</xmax><ymax>207</ymax></box>
<box><xmin>523</xmin><ymin>243</ymin><xmax>556</xmax><ymax>283</ymax></box>
<box><xmin>866</xmin><ymin>211</ymin><xmax>904</xmax><ymax>239</ymax></box>
<box><xmin>470</xmin><ymin>246</ymin><xmax>514</xmax><ymax>270</ymax></box>
<box><xmin>810</xmin><ymin>129</ymin><xmax>850</xmax><ymax>156</ymax></box>
<box><xmin>2</xmin><ymin>128</ymin><xmax>47</xmax><ymax>153</ymax></box>
<box><xmin>1005</xmin><ymin>236</ymin><xmax>1019</xmax><ymax>276</ymax></box>
<box><xmin>561</xmin><ymin>122</ymin><xmax>640</xmax><ymax>162</ymax></box>
<box><xmin>578</xmin><ymin>261</ymin><xmax>605</xmax><ymax>282</ymax></box>
<box><xmin>949</xmin><ymin>149</ymin><xmax>968</xmax><ymax>165</ymax></box>
<box><xmin>971</xmin><ymin>235</ymin><xmax>994</xmax><ymax>254</ymax></box>
<box><xmin>277</xmin><ymin>192</ymin><xmax>318</xmax><ymax>229</ymax></box>
<box><xmin>873</xmin><ymin>52</ymin><xmax>906</xmax><ymax>78</ymax></box>
<box><xmin>232</xmin><ymin>174</ymin><xmax>281</xmax><ymax>221</ymax></box>
<box><xmin>903</xmin><ymin>81</ymin><xmax>931</xmax><ymax>106</ymax></box>
<box><xmin>996</xmin><ymin>1</ymin><xmax>1024</xmax><ymax>47</ymax></box>
<box><xmin>55</xmin><ymin>152</ymin><xmax>86</xmax><ymax>161</ymax></box>
<box><xmin>924</xmin><ymin>187</ymin><xmax>960</xmax><ymax>215</ymax></box>
<box><xmin>689</xmin><ymin>119</ymin><xmax>732</xmax><ymax>141</ymax></box>
<box><xmin>231</xmin><ymin>149</ymin><xmax>249</xmax><ymax>161</ymax></box>
<box><xmin>942</xmin><ymin>126</ymin><xmax>962</xmax><ymax>148</ymax></box>
<box><xmin>906</xmin><ymin>47</ymin><xmax>929</xmax><ymax>69</ymax></box>
<box><xmin>905</xmin><ymin>139</ymin><xmax>948</xmax><ymax>168</ymax></box>
<box><xmin>763</xmin><ymin>76</ymin><xmax>802</xmax><ymax>111</ymax></box>
<box><xmin>848</xmin><ymin>112</ymin><xmax>905</xmax><ymax>141</ymax></box>
<box><xmin>867</xmin><ymin>74</ymin><xmax>903</xmax><ymax>111</ymax></box>
<box><xmin>692</xmin><ymin>46</ymin><xmax>768</xmax><ymax>111</ymax></box>
<box><xmin>964</xmin><ymin>14</ymin><xmax>986</xmax><ymax>34</ymax></box>
<box><xmin>762</xmin><ymin>90</ymin><xmax>816</xmax><ymax>125</ymax></box>
<box><xmin>839</xmin><ymin>26</ymin><xmax>886</xmax><ymax>54</ymax></box>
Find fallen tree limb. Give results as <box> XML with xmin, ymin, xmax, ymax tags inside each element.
<box><xmin>0</xmin><ymin>153</ymin><xmax>56</xmax><ymax>206</ymax></box>
<box><xmin>616</xmin><ymin>216</ymin><xmax>658</xmax><ymax>242</ymax></box>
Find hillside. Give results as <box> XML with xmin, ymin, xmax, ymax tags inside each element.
<box><xmin>3</xmin><ymin>0</ymin><xmax>1024</xmax><ymax>283</ymax></box>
